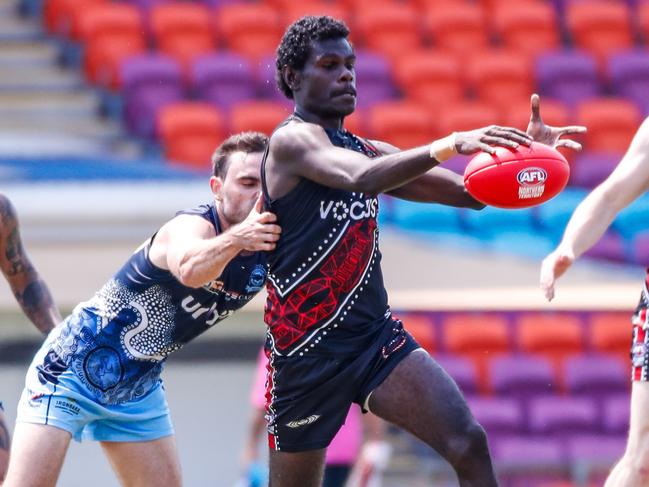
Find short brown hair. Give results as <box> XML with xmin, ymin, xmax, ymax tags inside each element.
<box><xmin>211</xmin><ymin>132</ymin><xmax>269</xmax><ymax>178</ymax></box>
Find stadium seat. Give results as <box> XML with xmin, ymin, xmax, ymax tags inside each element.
<box><xmin>149</xmin><ymin>3</ymin><xmax>215</xmax><ymax>70</ymax></box>
<box><xmin>535</xmin><ymin>187</ymin><xmax>587</xmax><ymax>241</ymax></box>
<box><xmin>632</xmin><ymin>230</ymin><xmax>649</xmax><ymax>265</ymax></box>
<box><xmin>44</xmin><ymin>0</ymin><xmax>107</xmax><ymax>37</ymax></box>
<box><xmin>255</xmin><ymin>54</ymin><xmax>293</xmax><ymax>104</ymax></box>
<box><xmin>536</xmin><ymin>50</ymin><xmax>601</xmax><ymax>107</ymax></box>
<box><xmin>442</xmin><ymin>313</ymin><xmax>511</xmax><ymax>392</ymax></box>
<box><xmin>503</xmin><ymin>98</ymin><xmax>570</xmax><ymax>133</ymax></box>
<box><xmin>229</xmin><ymin>101</ymin><xmax>290</xmax><ymax>136</ymax></box>
<box><xmin>563</xmin><ymin>354</ymin><xmax>629</xmax><ymax>400</ymax></box>
<box><xmin>191</xmin><ymin>53</ymin><xmax>255</xmax><ymax>110</ymax></box>
<box><xmin>608</xmin><ymin>50</ymin><xmax>649</xmax><ymax>116</ymax></box>
<box><xmin>394</xmin><ymin>50</ymin><xmax>464</xmax><ymax>109</ymax></box>
<box><xmin>489</xmin><ymin>355</ymin><xmax>558</xmax><ymax>401</ymax></box>
<box><xmin>576</xmin><ymin>98</ymin><xmax>641</xmax><ymax>153</ymax></box>
<box><xmin>283</xmin><ymin>2</ymin><xmax>352</xmax><ymax>29</ymax></box>
<box><xmin>121</xmin><ymin>54</ymin><xmax>184</xmax><ymax>138</ymax></box>
<box><xmin>467</xmin><ymin>50</ymin><xmax>533</xmax><ymax>106</ymax></box>
<box><xmin>565</xmin><ymin>435</ymin><xmax>626</xmax><ymax>485</ymax></box>
<box><xmin>602</xmin><ymin>394</ymin><xmax>630</xmax><ymax>435</ymax></box>
<box><xmin>566</xmin><ymin>2</ymin><xmax>633</xmax><ymax>61</ymax></box>
<box><xmin>463</xmin><ymin>206</ymin><xmax>535</xmax><ymax>239</ymax></box>
<box><xmin>76</xmin><ymin>4</ymin><xmax>146</xmax><ymax>88</ymax></box>
<box><xmin>400</xmin><ymin>314</ymin><xmax>436</xmax><ymax>353</ymax></box>
<box><xmin>368</xmin><ymin>101</ymin><xmax>435</xmax><ymax>149</ymax></box>
<box><xmin>129</xmin><ymin>0</ymin><xmax>170</xmax><ymax>12</ymax></box>
<box><xmin>640</xmin><ymin>2</ymin><xmax>649</xmax><ymax>44</ymax></box>
<box><xmin>436</xmin><ymin>101</ymin><xmax>501</xmax><ymax>137</ymax></box>
<box><xmin>342</xmin><ymin>109</ymin><xmax>365</xmax><ymax>136</ymax></box>
<box><xmin>583</xmin><ymin>231</ymin><xmax>627</xmax><ymax>263</ymax></box>
<box><xmin>422</xmin><ymin>4</ymin><xmax>489</xmax><ymax>56</ymax></box>
<box><xmin>434</xmin><ymin>354</ymin><xmax>479</xmax><ymax>395</ymax></box>
<box><xmin>157</xmin><ymin>102</ymin><xmax>225</xmax><ymax>169</ymax></box>
<box><xmin>528</xmin><ymin>396</ymin><xmax>600</xmax><ymax>438</ymax></box>
<box><xmin>354</xmin><ymin>4</ymin><xmax>421</xmax><ymax>60</ymax></box>
<box><xmin>570</xmin><ymin>152</ymin><xmax>621</xmax><ymax>189</ymax></box>
<box><xmin>390</xmin><ymin>199</ymin><xmax>463</xmax><ymax>234</ymax></box>
<box><xmin>613</xmin><ymin>194</ymin><xmax>649</xmax><ymax>241</ymax></box>
<box><xmin>589</xmin><ymin>312</ymin><xmax>632</xmax><ymax>360</ymax></box>
<box><xmin>353</xmin><ymin>50</ymin><xmax>396</xmax><ymax>109</ymax></box>
<box><xmin>216</xmin><ymin>4</ymin><xmax>283</xmax><ymax>60</ymax></box>
<box><xmin>493</xmin><ymin>2</ymin><xmax>560</xmax><ymax>57</ymax></box>
<box><xmin>516</xmin><ymin>312</ymin><xmax>584</xmax><ymax>370</ymax></box>
<box><xmin>466</xmin><ymin>396</ymin><xmax>525</xmax><ymax>437</ymax></box>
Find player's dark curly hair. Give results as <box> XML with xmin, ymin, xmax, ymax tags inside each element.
<box><xmin>275</xmin><ymin>16</ymin><xmax>350</xmax><ymax>99</ymax></box>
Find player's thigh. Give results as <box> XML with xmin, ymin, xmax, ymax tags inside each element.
<box><xmin>101</xmin><ymin>435</ymin><xmax>182</xmax><ymax>487</ymax></box>
<box><xmin>368</xmin><ymin>349</ymin><xmax>478</xmax><ymax>447</ymax></box>
<box><xmin>3</xmin><ymin>423</ymin><xmax>71</xmax><ymax>487</ymax></box>
<box><xmin>269</xmin><ymin>448</ymin><xmax>326</xmax><ymax>487</ymax></box>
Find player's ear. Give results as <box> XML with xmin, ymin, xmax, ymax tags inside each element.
<box><xmin>283</xmin><ymin>65</ymin><xmax>301</xmax><ymax>94</ymax></box>
<box><xmin>210</xmin><ymin>175</ymin><xmax>224</xmax><ymax>201</ymax></box>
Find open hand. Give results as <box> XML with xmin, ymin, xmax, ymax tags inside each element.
<box><xmin>527</xmin><ymin>93</ymin><xmax>587</xmax><ymax>151</ymax></box>
<box><xmin>233</xmin><ymin>194</ymin><xmax>282</xmax><ymax>252</ymax></box>
<box><xmin>540</xmin><ymin>248</ymin><xmax>575</xmax><ymax>301</ymax></box>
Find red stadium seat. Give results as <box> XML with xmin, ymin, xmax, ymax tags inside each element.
<box><xmin>503</xmin><ymin>98</ymin><xmax>570</xmax><ymax>131</ymax></box>
<box><xmin>216</xmin><ymin>4</ymin><xmax>283</xmax><ymax>61</ymax></box>
<box><xmin>44</xmin><ymin>0</ymin><xmax>107</xmax><ymax>37</ymax></box>
<box><xmin>150</xmin><ymin>3</ymin><xmax>216</xmax><ymax>69</ymax></box>
<box><xmin>566</xmin><ymin>2</ymin><xmax>633</xmax><ymax>61</ymax></box>
<box><xmin>401</xmin><ymin>314</ymin><xmax>437</xmax><ymax>354</ymax></box>
<box><xmin>516</xmin><ymin>312</ymin><xmax>584</xmax><ymax>373</ymax></box>
<box><xmin>422</xmin><ymin>4</ymin><xmax>489</xmax><ymax>56</ymax></box>
<box><xmin>368</xmin><ymin>101</ymin><xmax>436</xmax><ymax>149</ymax></box>
<box><xmin>229</xmin><ymin>101</ymin><xmax>290</xmax><ymax>136</ymax></box>
<box><xmin>576</xmin><ymin>98</ymin><xmax>641</xmax><ymax>153</ymax></box>
<box><xmin>466</xmin><ymin>50</ymin><xmax>533</xmax><ymax>107</ymax></box>
<box><xmin>443</xmin><ymin>313</ymin><xmax>511</xmax><ymax>392</ymax></box>
<box><xmin>343</xmin><ymin>109</ymin><xmax>366</xmax><ymax>137</ymax></box>
<box><xmin>283</xmin><ymin>2</ymin><xmax>352</xmax><ymax>30</ymax></box>
<box><xmin>589</xmin><ymin>311</ymin><xmax>631</xmax><ymax>361</ymax></box>
<box><xmin>158</xmin><ymin>102</ymin><xmax>225</xmax><ymax>169</ymax></box>
<box><xmin>436</xmin><ymin>101</ymin><xmax>501</xmax><ymax>137</ymax></box>
<box><xmin>394</xmin><ymin>50</ymin><xmax>464</xmax><ymax>109</ymax></box>
<box><xmin>76</xmin><ymin>4</ymin><xmax>146</xmax><ymax>88</ymax></box>
<box><xmin>640</xmin><ymin>2</ymin><xmax>649</xmax><ymax>43</ymax></box>
<box><xmin>354</xmin><ymin>4</ymin><xmax>422</xmax><ymax>61</ymax></box>
<box><xmin>493</xmin><ymin>2</ymin><xmax>560</xmax><ymax>57</ymax></box>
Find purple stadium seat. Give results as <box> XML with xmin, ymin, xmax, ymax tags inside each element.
<box><xmin>255</xmin><ymin>54</ymin><xmax>292</xmax><ymax>104</ymax></box>
<box><xmin>491</xmin><ymin>436</ymin><xmax>569</xmax><ymax>487</ymax></box>
<box><xmin>603</xmin><ymin>394</ymin><xmax>630</xmax><ymax>435</ymax></box>
<box><xmin>528</xmin><ymin>396</ymin><xmax>600</xmax><ymax>438</ymax></box>
<box><xmin>570</xmin><ymin>152</ymin><xmax>620</xmax><ymax>189</ymax></box>
<box><xmin>583</xmin><ymin>231</ymin><xmax>627</xmax><ymax>262</ymax></box>
<box><xmin>609</xmin><ymin>50</ymin><xmax>649</xmax><ymax>116</ymax></box>
<box><xmin>129</xmin><ymin>0</ymin><xmax>170</xmax><ymax>11</ymax></box>
<box><xmin>632</xmin><ymin>230</ymin><xmax>649</xmax><ymax>265</ymax></box>
<box><xmin>120</xmin><ymin>54</ymin><xmax>184</xmax><ymax>138</ymax></box>
<box><xmin>490</xmin><ymin>355</ymin><xmax>557</xmax><ymax>402</ymax></box>
<box><xmin>434</xmin><ymin>354</ymin><xmax>479</xmax><ymax>395</ymax></box>
<box><xmin>536</xmin><ymin>50</ymin><xmax>600</xmax><ymax>106</ymax></box>
<box><xmin>563</xmin><ymin>354</ymin><xmax>629</xmax><ymax>401</ymax></box>
<box><xmin>566</xmin><ymin>434</ymin><xmax>625</xmax><ymax>484</ymax></box>
<box><xmin>466</xmin><ymin>396</ymin><xmax>524</xmax><ymax>438</ymax></box>
<box><xmin>353</xmin><ymin>50</ymin><xmax>396</xmax><ymax>109</ymax></box>
<box><xmin>191</xmin><ymin>53</ymin><xmax>255</xmax><ymax>110</ymax></box>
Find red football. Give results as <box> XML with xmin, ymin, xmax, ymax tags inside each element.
<box><xmin>463</xmin><ymin>142</ymin><xmax>570</xmax><ymax>209</ymax></box>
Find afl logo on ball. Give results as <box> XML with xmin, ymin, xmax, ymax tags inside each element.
<box><xmin>517</xmin><ymin>167</ymin><xmax>547</xmax><ymax>186</ymax></box>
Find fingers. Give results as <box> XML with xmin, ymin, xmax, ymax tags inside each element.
<box><xmin>539</xmin><ymin>258</ymin><xmax>557</xmax><ymax>301</ymax></box>
<box><xmin>477</xmin><ymin>143</ymin><xmax>497</xmax><ymax>154</ymax></box>
<box><xmin>256</xmin><ymin>211</ymin><xmax>277</xmax><ymax>223</ymax></box>
<box><xmin>558</xmin><ymin>125</ymin><xmax>587</xmax><ymax>135</ymax></box>
<box><xmin>530</xmin><ymin>93</ymin><xmax>541</xmax><ymax>122</ymax></box>
<box><xmin>253</xmin><ymin>192</ymin><xmax>264</xmax><ymax>214</ymax></box>
<box><xmin>555</xmin><ymin>139</ymin><xmax>582</xmax><ymax>151</ymax></box>
<box><xmin>481</xmin><ymin>135</ymin><xmax>520</xmax><ymax>149</ymax></box>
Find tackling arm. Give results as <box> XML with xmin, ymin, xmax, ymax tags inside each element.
<box><xmin>0</xmin><ymin>195</ymin><xmax>61</xmax><ymax>334</ymax></box>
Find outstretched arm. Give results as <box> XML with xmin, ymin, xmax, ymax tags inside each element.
<box><xmin>540</xmin><ymin>117</ymin><xmax>649</xmax><ymax>300</ymax></box>
<box><xmin>268</xmin><ymin>122</ymin><xmax>532</xmax><ymax>198</ymax></box>
<box><xmin>0</xmin><ymin>195</ymin><xmax>61</xmax><ymax>334</ymax></box>
<box><xmin>149</xmin><ymin>195</ymin><xmax>281</xmax><ymax>288</ymax></box>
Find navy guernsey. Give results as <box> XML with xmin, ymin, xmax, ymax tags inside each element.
<box><xmin>36</xmin><ymin>203</ymin><xmax>266</xmax><ymax>404</ymax></box>
<box><xmin>262</xmin><ymin>119</ymin><xmax>391</xmax><ymax>358</ymax></box>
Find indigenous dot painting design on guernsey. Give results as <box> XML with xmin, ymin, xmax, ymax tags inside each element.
<box><xmin>632</xmin><ymin>269</ymin><xmax>649</xmax><ymax>381</ymax></box>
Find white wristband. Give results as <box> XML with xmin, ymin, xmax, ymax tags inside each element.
<box><xmin>429</xmin><ymin>132</ymin><xmax>457</xmax><ymax>162</ymax></box>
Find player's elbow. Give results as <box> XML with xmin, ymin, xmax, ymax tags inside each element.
<box><xmin>176</xmin><ymin>266</ymin><xmax>204</xmax><ymax>289</ymax></box>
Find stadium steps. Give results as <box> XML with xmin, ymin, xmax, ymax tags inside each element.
<box><xmin>0</xmin><ymin>2</ymin><xmax>141</xmax><ymax>157</ymax></box>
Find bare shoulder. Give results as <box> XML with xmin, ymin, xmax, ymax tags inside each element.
<box><xmin>269</xmin><ymin>121</ymin><xmax>330</xmax><ymax>161</ymax></box>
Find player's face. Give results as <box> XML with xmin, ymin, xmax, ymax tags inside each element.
<box><xmin>210</xmin><ymin>151</ymin><xmax>263</xmax><ymax>227</ymax></box>
<box><xmin>297</xmin><ymin>38</ymin><xmax>356</xmax><ymax>118</ymax></box>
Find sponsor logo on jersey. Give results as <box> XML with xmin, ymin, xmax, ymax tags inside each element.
<box><xmin>286</xmin><ymin>414</ymin><xmax>321</xmax><ymax>428</ymax></box>
<box><xmin>181</xmin><ymin>295</ymin><xmax>233</xmax><ymax>326</ymax></box>
<box><xmin>320</xmin><ymin>197</ymin><xmax>378</xmax><ymax>221</ymax></box>
<box><xmin>54</xmin><ymin>398</ymin><xmax>80</xmax><ymax>416</ymax></box>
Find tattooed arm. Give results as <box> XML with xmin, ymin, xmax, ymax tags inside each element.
<box><xmin>0</xmin><ymin>195</ymin><xmax>61</xmax><ymax>334</ymax></box>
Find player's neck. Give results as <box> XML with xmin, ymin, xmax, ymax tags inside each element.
<box><xmin>293</xmin><ymin>107</ymin><xmax>343</xmax><ymax>131</ymax></box>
